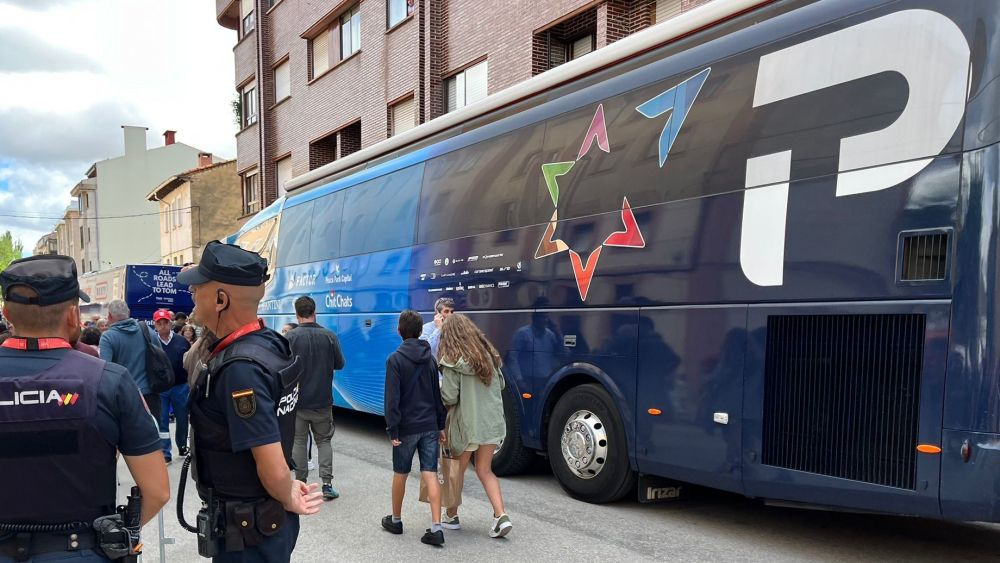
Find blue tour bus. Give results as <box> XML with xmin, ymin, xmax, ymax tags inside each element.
<box><xmin>229</xmin><ymin>0</ymin><xmax>1000</xmax><ymax>521</ymax></box>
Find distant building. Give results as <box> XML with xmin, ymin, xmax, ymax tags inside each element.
<box><xmin>147</xmin><ymin>158</ymin><xmax>243</xmax><ymax>265</ymax></box>
<box><xmin>54</xmin><ymin>203</ymin><xmax>84</xmax><ymax>272</ymax></box>
<box><xmin>32</xmin><ymin>232</ymin><xmax>58</xmax><ymax>256</ymax></box>
<box><xmin>72</xmin><ymin>126</ymin><xmax>218</xmax><ymax>272</ymax></box>
<box><xmin>216</xmin><ymin>0</ymin><xmax>713</xmax><ymax>215</ymax></box>
<box><xmin>70</xmin><ymin>177</ymin><xmax>98</xmax><ymax>273</ymax></box>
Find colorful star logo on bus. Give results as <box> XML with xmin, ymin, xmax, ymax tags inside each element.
<box><xmin>534</xmin><ymin>104</ymin><xmax>646</xmax><ymax>301</ymax></box>
<box><xmin>533</xmin><ymin>68</ymin><xmax>711</xmax><ymax>301</ymax></box>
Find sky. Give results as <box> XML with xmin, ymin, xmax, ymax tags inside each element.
<box><xmin>0</xmin><ymin>0</ymin><xmax>237</xmax><ymax>254</ymax></box>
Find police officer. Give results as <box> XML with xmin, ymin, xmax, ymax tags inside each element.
<box><xmin>0</xmin><ymin>255</ymin><xmax>169</xmax><ymax>562</ymax></box>
<box><xmin>179</xmin><ymin>242</ymin><xmax>322</xmax><ymax>562</ymax></box>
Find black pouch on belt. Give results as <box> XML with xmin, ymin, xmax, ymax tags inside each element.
<box><xmin>254</xmin><ymin>498</ymin><xmax>287</xmax><ymax>538</ymax></box>
<box><xmin>224</xmin><ymin>502</ymin><xmax>262</xmax><ymax>551</ymax></box>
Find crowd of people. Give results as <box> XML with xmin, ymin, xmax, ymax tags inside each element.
<box><xmin>0</xmin><ymin>248</ymin><xmax>512</xmax><ymax>561</ymax></box>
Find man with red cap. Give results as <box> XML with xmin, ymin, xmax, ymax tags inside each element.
<box><xmin>153</xmin><ymin>308</ymin><xmax>191</xmax><ymax>463</ymax></box>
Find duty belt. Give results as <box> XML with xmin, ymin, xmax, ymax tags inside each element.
<box><xmin>0</xmin><ymin>530</ymin><xmax>97</xmax><ymax>561</ymax></box>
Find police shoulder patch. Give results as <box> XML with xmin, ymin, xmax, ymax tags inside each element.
<box><xmin>231</xmin><ymin>389</ymin><xmax>256</xmax><ymax>419</ymax></box>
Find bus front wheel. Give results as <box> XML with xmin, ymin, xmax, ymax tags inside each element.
<box><xmin>547</xmin><ymin>384</ymin><xmax>636</xmax><ymax>503</ymax></box>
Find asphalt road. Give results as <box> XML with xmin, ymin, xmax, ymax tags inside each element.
<box><xmin>122</xmin><ymin>409</ymin><xmax>1000</xmax><ymax>562</ymax></box>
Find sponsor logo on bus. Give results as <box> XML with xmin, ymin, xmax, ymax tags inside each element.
<box><xmin>324</xmin><ymin>292</ymin><xmax>353</xmax><ymax>308</ymax></box>
<box><xmin>287</xmin><ymin>272</ymin><xmax>318</xmax><ymax>290</ymax></box>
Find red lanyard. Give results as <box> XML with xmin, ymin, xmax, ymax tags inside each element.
<box><xmin>210</xmin><ymin>319</ymin><xmax>265</xmax><ymax>359</ymax></box>
<box><xmin>1</xmin><ymin>337</ymin><xmax>73</xmax><ymax>351</ymax></box>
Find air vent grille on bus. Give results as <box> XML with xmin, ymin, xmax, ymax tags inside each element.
<box><xmin>762</xmin><ymin>314</ymin><xmax>925</xmax><ymax>490</ymax></box>
<box><xmin>900</xmin><ymin>232</ymin><xmax>948</xmax><ymax>281</ymax></box>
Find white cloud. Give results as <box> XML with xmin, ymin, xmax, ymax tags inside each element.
<box><xmin>0</xmin><ymin>0</ymin><xmax>238</xmax><ymax>255</ymax></box>
<box><xmin>0</xmin><ymin>27</ymin><xmax>102</xmax><ymax>72</ymax></box>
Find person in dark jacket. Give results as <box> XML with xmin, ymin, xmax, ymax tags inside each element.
<box><xmin>287</xmin><ymin>296</ymin><xmax>345</xmax><ymax>500</ymax></box>
<box><xmin>381</xmin><ymin>310</ymin><xmax>447</xmax><ymax>546</ymax></box>
<box><xmin>153</xmin><ymin>308</ymin><xmax>191</xmax><ymax>463</ymax></box>
<box><xmin>99</xmin><ymin>299</ymin><xmax>161</xmax><ymax>418</ymax></box>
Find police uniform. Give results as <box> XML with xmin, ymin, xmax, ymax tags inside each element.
<box><xmin>0</xmin><ymin>256</ymin><xmax>161</xmax><ymax>563</ymax></box>
<box><xmin>179</xmin><ymin>243</ymin><xmax>302</xmax><ymax>562</ymax></box>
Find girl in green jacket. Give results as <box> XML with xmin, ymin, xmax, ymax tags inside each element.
<box><xmin>438</xmin><ymin>314</ymin><xmax>512</xmax><ymax>538</ymax></box>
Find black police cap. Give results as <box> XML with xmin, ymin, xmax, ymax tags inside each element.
<box><xmin>177</xmin><ymin>240</ymin><xmax>269</xmax><ymax>287</ymax></box>
<box><xmin>0</xmin><ymin>255</ymin><xmax>90</xmax><ymax>305</ymax></box>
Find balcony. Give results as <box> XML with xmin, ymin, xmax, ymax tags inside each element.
<box><xmin>217</xmin><ymin>0</ymin><xmax>239</xmax><ymax>30</ymax></box>
<box><xmin>234</xmin><ymin>30</ymin><xmax>257</xmax><ymax>85</ymax></box>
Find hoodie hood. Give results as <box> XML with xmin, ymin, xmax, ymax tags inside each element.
<box><xmin>398</xmin><ymin>338</ymin><xmax>433</xmax><ymax>365</ymax></box>
<box><xmin>439</xmin><ymin>357</ymin><xmax>476</xmax><ymax>375</ymax></box>
<box><xmin>111</xmin><ymin>318</ymin><xmax>141</xmax><ymax>333</ymax></box>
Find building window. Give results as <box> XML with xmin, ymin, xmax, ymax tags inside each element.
<box><xmin>387</xmin><ymin>0</ymin><xmax>413</xmax><ymax>28</ymax></box>
<box><xmin>241</xmin><ymin>81</ymin><xmax>258</xmax><ymax>127</ymax></box>
<box><xmin>340</xmin><ymin>5</ymin><xmax>361</xmax><ymax>59</ymax></box>
<box><xmin>654</xmin><ymin>0</ymin><xmax>682</xmax><ymax>24</ymax></box>
<box><xmin>276</xmin><ymin>156</ymin><xmax>292</xmax><ymax>198</ymax></box>
<box><xmin>310</xmin><ymin>29</ymin><xmax>331</xmax><ymax>79</ymax></box>
<box><xmin>570</xmin><ymin>35</ymin><xmax>594</xmax><ymax>60</ymax></box>
<box><xmin>309</xmin><ymin>121</ymin><xmax>361</xmax><ymax>170</ymax></box>
<box><xmin>86</xmin><ymin>227</ymin><xmax>91</xmax><ymax>243</ymax></box>
<box><xmin>80</xmin><ymin>226</ymin><xmax>84</xmax><ymax>246</ymax></box>
<box><xmin>241</xmin><ymin>0</ymin><xmax>255</xmax><ymax>36</ymax></box>
<box><xmin>243</xmin><ymin>171</ymin><xmax>261</xmax><ymax>215</ymax></box>
<box><xmin>444</xmin><ymin>60</ymin><xmax>488</xmax><ymax>113</ymax></box>
<box><xmin>274</xmin><ymin>59</ymin><xmax>290</xmax><ymax>101</ymax></box>
<box><xmin>390</xmin><ymin>96</ymin><xmax>416</xmax><ymax>136</ymax></box>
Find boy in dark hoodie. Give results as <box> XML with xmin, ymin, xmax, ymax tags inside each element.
<box><xmin>382</xmin><ymin>310</ymin><xmax>448</xmax><ymax>546</ymax></box>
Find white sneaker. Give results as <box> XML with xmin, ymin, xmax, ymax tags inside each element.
<box><xmin>441</xmin><ymin>512</ymin><xmax>461</xmax><ymax>530</ymax></box>
<box><xmin>308</xmin><ymin>459</ymin><xmax>316</xmax><ymax>471</ymax></box>
<box><xmin>489</xmin><ymin>513</ymin><xmax>512</xmax><ymax>538</ymax></box>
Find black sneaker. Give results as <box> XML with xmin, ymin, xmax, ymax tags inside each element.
<box><xmin>421</xmin><ymin>528</ymin><xmax>444</xmax><ymax>546</ymax></box>
<box><xmin>381</xmin><ymin>515</ymin><xmax>403</xmax><ymax>535</ymax></box>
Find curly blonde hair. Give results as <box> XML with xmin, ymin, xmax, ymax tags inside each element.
<box><xmin>437</xmin><ymin>314</ymin><xmax>501</xmax><ymax>385</ymax></box>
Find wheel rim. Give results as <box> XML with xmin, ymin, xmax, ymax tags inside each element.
<box><xmin>559</xmin><ymin>410</ymin><xmax>609</xmax><ymax>480</ymax></box>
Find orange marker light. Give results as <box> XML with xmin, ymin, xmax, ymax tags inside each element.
<box><xmin>647</xmin><ymin>408</ymin><xmax>662</xmax><ymax>416</ymax></box>
<box><xmin>917</xmin><ymin>444</ymin><xmax>942</xmax><ymax>454</ymax></box>
<box><xmin>521</xmin><ymin>393</ymin><xmax>532</xmax><ymax>399</ymax></box>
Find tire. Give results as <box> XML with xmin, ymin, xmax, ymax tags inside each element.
<box><xmin>547</xmin><ymin>383</ymin><xmax>636</xmax><ymax>503</ymax></box>
<box><xmin>485</xmin><ymin>382</ymin><xmax>536</xmax><ymax>476</ymax></box>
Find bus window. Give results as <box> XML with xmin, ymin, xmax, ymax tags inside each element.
<box><xmin>418</xmin><ymin>123</ymin><xmax>546</xmax><ymax>244</ymax></box>
<box><xmin>339</xmin><ymin>163</ymin><xmax>422</xmax><ymax>256</ymax></box>
<box><xmin>235</xmin><ymin>215</ymin><xmax>280</xmax><ymax>282</ymax></box>
<box><xmin>309</xmin><ymin>190</ymin><xmax>345</xmax><ymax>262</ymax></box>
<box><xmin>277</xmin><ymin>200</ymin><xmax>314</xmax><ymax>266</ymax></box>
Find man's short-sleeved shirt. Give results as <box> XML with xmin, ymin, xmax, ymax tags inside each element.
<box><xmin>199</xmin><ymin>330</ymin><xmax>285</xmax><ymax>452</ymax></box>
<box><xmin>0</xmin><ymin>347</ymin><xmax>161</xmax><ymax>455</ymax></box>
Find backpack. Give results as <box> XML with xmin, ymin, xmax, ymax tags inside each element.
<box><xmin>138</xmin><ymin>322</ymin><xmax>175</xmax><ymax>393</ymax></box>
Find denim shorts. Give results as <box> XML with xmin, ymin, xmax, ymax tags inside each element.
<box><xmin>392</xmin><ymin>430</ymin><xmax>440</xmax><ymax>474</ymax></box>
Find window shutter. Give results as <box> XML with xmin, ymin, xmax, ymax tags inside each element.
<box><xmin>465</xmin><ymin>61</ymin><xmax>488</xmax><ymax>105</ymax></box>
<box><xmin>313</xmin><ymin>31</ymin><xmax>330</xmax><ymax>77</ymax></box>
<box><xmin>445</xmin><ymin>75</ymin><xmax>458</xmax><ymax>113</ymax></box>
<box><xmin>571</xmin><ymin>35</ymin><xmax>593</xmax><ymax>59</ymax></box>
<box><xmin>276</xmin><ymin>157</ymin><xmax>292</xmax><ymax>197</ymax></box>
<box><xmin>392</xmin><ymin>97</ymin><xmax>416</xmax><ymax>135</ymax></box>
<box><xmin>549</xmin><ymin>39</ymin><xmax>567</xmax><ymax>68</ymax></box>
<box><xmin>241</xmin><ymin>0</ymin><xmax>254</xmax><ymax>18</ymax></box>
<box><xmin>275</xmin><ymin>60</ymin><xmax>290</xmax><ymax>100</ymax></box>
<box><xmin>654</xmin><ymin>0</ymin><xmax>682</xmax><ymax>24</ymax></box>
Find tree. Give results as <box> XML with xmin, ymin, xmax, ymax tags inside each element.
<box><xmin>0</xmin><ymin>231</ymin><xmax>24</xmax><ymax>273</ymax></box>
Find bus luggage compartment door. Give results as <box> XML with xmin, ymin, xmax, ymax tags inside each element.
<box><xmin>634</xmin><ymin>306</ymin><xmax>747</xmax><ymax>495</ymax></box>
<box><xmin>741</xmin><ymin>302</ymin><xmax>949</xmax><ymax>518</ymax></box>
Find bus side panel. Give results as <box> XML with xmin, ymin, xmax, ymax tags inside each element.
<box><xmin>742</xmin><ymin>301</ymin><xmax>950</xmax><ymax>518</ymax></box>
<box><xmin>635</xmin><ymin>306</ymin><xmax>746</xmax><ymax>494</ymax></box>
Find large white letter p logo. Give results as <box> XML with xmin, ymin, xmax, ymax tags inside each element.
<box><xmin>740</xmin><ymin>9</ymin><xmax>969</xmax><ymax>286</ymax></box>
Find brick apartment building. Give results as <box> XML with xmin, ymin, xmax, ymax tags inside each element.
<box><xmin>216</xmin><ymin>0</ymin><xmax>714</xmax><ymax>216</ymax></box>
